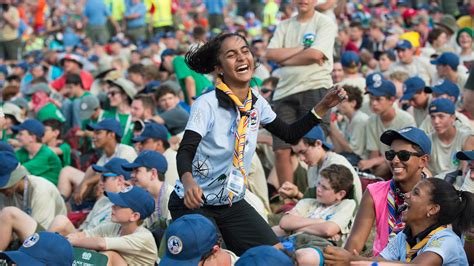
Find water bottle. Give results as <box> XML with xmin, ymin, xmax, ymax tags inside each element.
<box><xmin>282</xmin><ymin>241</ymin><xmax>295</xmax><ymax>252</ymax></box>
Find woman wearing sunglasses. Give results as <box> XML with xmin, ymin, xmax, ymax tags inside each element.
<box><xmin>324</xmin><ymin>178</ymin><xmax>473</xmax><ymax>265</ymax></box>
<box><xmin>170</xmin><ymin>32</ymin><xmax>347</xmax><ymax>255</ymax></box>
<box><xmin>344</xmin><ymin>126</ymin><xmax>431</xmax><ymax>256</ymax></box>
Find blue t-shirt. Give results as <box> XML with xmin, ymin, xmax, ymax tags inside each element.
<box><xmin>380</xmin><ymin>228</ymin><xmax>468</xmax><ymax>265</ymax></box>
<box><xmin>84</xmin><ymin>0</ymin><xmax>111</xmax><ymax>26</ymax></box>
<box><xmin>204</xmin><ymin>0</ymin><xmax>226</xmax><ymax>15</ymax></box>
<box><xmin>174</xmin><ymin>89</ymin><xmax>277</xmax><ymax>206</ymax></box>
<box><xmin>125</xmin><ymin>3</ymin><xmax>146</xmax><ymax>28</ymax></box>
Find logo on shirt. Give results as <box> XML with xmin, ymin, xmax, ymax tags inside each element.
<box><xmin>302</xmin><ymin>33</ymin><xmax>316</xmax><ymax>48</ymax></box>
<box><xmin>23</xmin><ymin>233</ymin><xmax>40</xmax><ymax>248</ymax></box>
<box><xmin>167</xmin><ymin>236</ymin><xmax>183</xmax><ymax>255</ymax></box>
<box><xmin>249</xmin><ymin>109</ymin><xmax>258</xmax><ymax>130</ymax></box>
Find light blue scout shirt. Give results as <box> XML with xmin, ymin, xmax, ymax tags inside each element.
<box><xmin>174</xmin><ymin>89</ymin><xmax>276</xmax><ymax>206</ymax></box>
<box><xmin>83</xmin><ymin>0</ymin><xmax>111</xmax><ymax>26</ymax></box>
<box><xmin>125</xmin><ymin>2</ymin><xmax>147</xmax><ymax>28</ymax></box>
<box><xmin>379</xmin><ymin>228</ymin><xmax>468</xmax><ymax>265</ymax></box>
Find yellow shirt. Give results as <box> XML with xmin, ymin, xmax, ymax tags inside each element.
<box><xmin>104</xmin><ymin>0</ymin><xmax>126</xmax><ymax>21</ymax></box>
<box><xmin>0</xmin><ymin>6</ymin><xmax>19</xmax><ymax>41</ymax></box>
<box><xmin>145</xmin><ymin>0</ymin><xmax>173</xmax><ymax>28</ymax></box>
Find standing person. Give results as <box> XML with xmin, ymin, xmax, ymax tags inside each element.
<box><xmin>0</xmin><ymin>0</ymin><xmax>20</xmax><ymax>62</ymax></box>
<box><xmin>204</xmin><ymin>0</ymin><xmax>227</xmax><ymax>30</ymax></box>
<box><xmin>83</xmin><ymin>0</ymin><xmax>119</xmax><ymax>45</ymax></box>
<box><xmin>124</xmin><ymin>0</ymin><xmax>147</xmax><ymax>43</ymax></box>
<box><xmin>265</xmin><ymin>0</ymin><xmax>337</xmax><ymax>186</ymax></box>
<box><xmin>172</xmin><ymin>32</ymin><xmax>346</xmax><ymax>255</ymax></box>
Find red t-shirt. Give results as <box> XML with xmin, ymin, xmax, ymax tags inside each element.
<box><xmin>50</xmin><ymin>70</ymin><xmax>94</xmax><ymax>91</ymax></box>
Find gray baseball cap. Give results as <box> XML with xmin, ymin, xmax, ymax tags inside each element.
<box><xmin>79</xmin><ymin>94</ymin><xmax>100</xmax><ymax>120</ymax></box>
<box><xmin>24</xmin><ymin>83</ymin><xmax>51</xmax><ymax>96</ymax></box>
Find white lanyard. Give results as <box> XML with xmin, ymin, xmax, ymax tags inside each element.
<box><xmin>116</xmin><ymin>112</ymin><xmax>133</xmax><ymax>138</ymax></box>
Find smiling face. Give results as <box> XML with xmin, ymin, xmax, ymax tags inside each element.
<box><xmin>215</xmin><ymin>36</ymin><xmax>255</xmax><ymax>88</ymax></box>
<box><xmin>401</xmin><ymin>180</ymin><xmax>439</xmax><ymax>224</ymax></box>
<box><xmin>459</xmin><ymin>32</ymin><xmax>473</xmax><ymax>50</ymax></box>
<box><xmin>387</xmin><ymin>139</ymin><xmax>428</xmax><ymax>182</ymax></box>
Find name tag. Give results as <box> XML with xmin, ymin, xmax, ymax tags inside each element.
<box><xmin>226</xmin><ymin>168</ymin><xmax>245</xmax><ymax>196</ymax></box>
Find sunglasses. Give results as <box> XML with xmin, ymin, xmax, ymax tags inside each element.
<box><xmin>108</xmin><ymin>91</ymin><xmax>121</xmax><ymax>97</ymax></box>
<box><xmin>385</xmin><ymin>150</ymin><xmax>424</xmax><ymax>161</ymax></box>
<box><xmin>261</xmin><ymin>87</ymin><xmax>272</xmax><ymax>94</ymax></box>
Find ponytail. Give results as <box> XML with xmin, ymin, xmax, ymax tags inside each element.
<box><xmin>426</xmin><ymin>178</ymin><xmax>474</xmax><ymax>235</ymax></box>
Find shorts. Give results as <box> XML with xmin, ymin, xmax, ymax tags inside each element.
<box><xmin>168</xmin><ymin>191</ymin><xmax>279</xmax><ymax>256</ymax></box>
<box><xmin>0</xmin><ymin>38</ymin><xmax>20</xmax><ymax>61</ymax></box>
<box><xmin>272</xmin><ymin>88</ymin><xmax>330</xmax><ymax>150</ymax></box>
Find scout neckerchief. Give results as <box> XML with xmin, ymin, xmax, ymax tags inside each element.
<box><xmin>388</xmin><ymin>180</ymin><xmax>405</xmax><ymax>237</ymax></box>
<box><xmin>405</xmin><ymin>225</ymin><xmax>446</xmax><ymax>262</ymax></box>
<box><xmin>215</xmin><ymin>78</ymin><xmax>252</xmax><ymax>205</ymax></box>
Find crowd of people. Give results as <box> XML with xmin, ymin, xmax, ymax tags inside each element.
<box><xmin>0</xmin><ymin>0</ymin><xmax>473</xmax><ymax>265</ymax></box>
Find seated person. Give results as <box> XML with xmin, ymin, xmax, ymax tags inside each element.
<box><xmin>67</xmin><ymin>186</ymin><xmax>158</xmax><ymax>265</ymax></box>
<box><xmin>42</xmin><ymin>119</ymin><xmax>72</xmax><ymax>167</ymax></box>
<box><xmin>57</xmin><ymin>119</ymin><xmax>137</xmax><ymax>203</ymax></box>
<box><xmin>456</xmin><ymin>150</ymin><xmax>474</xmax><ymax>193</ymax></box>
<box><xmin>344</xmin><ymin>127</ymin><xmax>431</xmax><ymax>256</ymax></box>
<box><xmin>280</xmin><ymin>125</ymin><xmax>362</xmax><ymax>205</ymax></box>
<box><xmin>400</xmin><ymin>76</ymin><xmax>432</xmax><ymax>127</ymax></box>
<box><xmin>13</xmin><ymin>119</ymin><xmax>63</xmax><ymax>185</ymax></box>
<box><xmin>48</xmin><ymin>158</ymin><xmax>131</xmax><ymax>235</ymax></box>
<box><xmin>427</xmin><ymin>99</ymin><xmax>474</xmax><ymax>183</ymax></box>
<box><xmin>122</xmin><ymin>150</ymin><xmax>174</xmax><ymax>225</ymax></box>
<box><xmin>0</xmin><ymin>232</ymin><xmax>73</xmax><ymax>265</ymax></box>
<box><xmin>329</xmin><ymin>85</ymin><xmax>369</xmax><ymax>164</ymax></box>
<box><xmin>160</xmin><ymin>214</ymin><xmax>239</xmax><ymax>265</ymax></box>
<box><xmin>358</xmin><ymin>79</ymin><xmax>416</xmax><ymax>178</ymax></box>
<box><xmin>419</xmin><ymin>79</ymin><xmax>474</xmax><ymax>134</ymax></box>
<box><xmin>2</xmin><ymin>102</ymin><xmax>23</xmax><ymax>142</ymax></box>
<box><xmin>274</xmin><ymin>164</ymin><xmax>355</xmax><ymax>241</ymax></box>
<box><xmin>0</xmin><ymin>151</ymin><xmax>67</xmax><ymax>250</ymax></box>
<box><xmin>324</xmin><ymin>178</ymin><xmax>472</xmax><ymax>265</ymax></box>
<box><xmin>154</xmin><ymin>84</ymin><xmax>190</xmax><ymax>136</ymax></box>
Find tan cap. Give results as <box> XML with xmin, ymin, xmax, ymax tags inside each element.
<box><xmin>3</xmin><ymin>102</ymin><xmax>24</xmax><ymax>123</ymax></box>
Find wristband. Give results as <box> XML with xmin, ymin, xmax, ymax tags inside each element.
<box><xmin>311</xmin><ymin>108</ymin><xmax>323</xmax><ymax>120</ymax></box>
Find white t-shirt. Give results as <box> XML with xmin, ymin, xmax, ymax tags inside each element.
<box><xmin>96</xmin><ymin>144</ymin><xmax>137</xmax><ymax>166</ymax></box>
<box><xmin>163</xmin><ymin>148</ymin><xmax>179</xmax><ymax>188</ymax></box>
<box><xmin>267</xmin><ymin>11</ymin><xmax>336</xmax><ymax>101</ymax></box>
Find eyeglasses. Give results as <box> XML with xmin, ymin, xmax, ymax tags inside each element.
<box><xmin>385</xmin><ymin>150</ymin><xmax>424</xmax><ymax>161</ymax></box>
<box><xmin>261</xmin><ymin>87</ymin><xmax>272</xmax><ymax>94</ymax></box>
<box><xmin>108</xmin><ymin>91</ymin><xmax>120</xmax><ymax>97</ymax></box>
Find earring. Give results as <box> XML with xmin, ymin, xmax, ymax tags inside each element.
<box><xmin>427</xmin><ymin>213</ymin><xmax>430</xmax><ymax>217</ymax></box>
<box><xmin>220</xmin><ymin>72</ymin><xmax>224</xmax><ymax>76</ymax></box>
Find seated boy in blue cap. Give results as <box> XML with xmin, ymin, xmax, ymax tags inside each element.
<box><xmin>0</xmin><ymin>151</ymin><xmax>67</xmax><ymax>251</ymax></box>
<box><xmin>426</xmin><ymin>98</ymin><xmax>474</xmax><ymax>183</ymax></box>
<box><xmin>419</xmin><ymin>79</ymin><xmax>474</xmax><ymax>134</ymax></box>
<box><xmin>67</xmin><ymin>186</ymin><xmax>158</xmax><ymax>265</ymax></box>
<box><xmin>0</xmin><ymin>232</ymin><xmax>74</xmax><ymax>265</ymax></box>
<box><xmin>122</xmin><ymin>150</ymin><xmax>173</xmax><ymax>225</ymax></box>
<box><xmin>57</xmin><ymin>118</ymin><xmax>137</xmax><ymax>204</ymax></box>
<box><xmin>49</xmin><ymin>158</ymin><xmax>131</xmax><ymax>235</ymax></box>
<box><xmin>279</xmin><ymin>126</ymin><xmax>362</xmax><ymax>205</ymax></box>
<box><xmin>358</xmin><ymin>79</ymin><xmax>415</xmax><ymax>178</ymax></box>
<box><xmin>12</xmin><ymin>119</ymin><xmax>63</xmax><ymax>185</ymax></box>
<box><xmin>400</xmin><ymin>76</ymin><xmax>432</xmax><ymax>126</ymax></box>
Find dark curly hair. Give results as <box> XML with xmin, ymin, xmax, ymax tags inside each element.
<box><xmin>185</xmin><ymin>32</ymin><xmax>256</xmax><ymax>75</ymax></box>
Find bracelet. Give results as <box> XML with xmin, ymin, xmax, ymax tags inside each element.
<box><xmin>464</xmin><ymin>235</ymin><xmax>474</xmax><ymax>243</ymax></box>
<box><xmin>311</xmin><ymin>108</ymin><xmax>323</xmax><ymax>120</ymax></box>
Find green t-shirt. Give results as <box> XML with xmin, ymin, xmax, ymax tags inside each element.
<box><xmin>1</xmin><ymin>129</ymin><xmax>13</xmax><ymax>141</ymax></box>
<box><xmin>103</xmin><ymin>110</ymin><xmax>134</xmax><ymax>146</ymax></box>
<box><xmin>173</xmin><ymin>56</ymin><xmax>212</xmax><ymax>104</ymax></box>
<box><xmin>70</xmin><ymin>91</ymin><xmax>92</xmax><ymax>101</ymax></box>
<box><xmin>16</xmin><ymin>145</ymin><xmax>63</xmax><ymax>185</ymax></box>
<box><xmin>59</xmin><ymin>142</ymin><xmax>71</xmax><ymax>167</ymax></box>
<box><xmin>36</xmin><ymin>102</ymin><xmax>66</xmax><ymax>123</ymax></box>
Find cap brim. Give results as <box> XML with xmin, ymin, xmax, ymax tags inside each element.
<box><xmin>424</xmin><ymin>86</ymin><xmax>432</xmax><ymax>93</ymax></box>
<box><xmin>365</xmin><ymin>89</ymin><xmax>387</xmax><ymax>97</ymax></box>
<box><xmin>105</xmin><ymin>191</ymin><xmax>129</xmax><ymax>208</ymax></box>
<box><xmin>456</xmin><ymin>151</ymin><xmax>474</xmax><ymax>161</ymax></box>
<box><xmin>430</xmin><ymin>59</ymin><xmax>439</xmax><ymax>65</ymax></box>
<box><xmin>10</xmin><ymin>125</ymin><xmax>23</xmax><ymax>133</ymax></box>
<box><xmin>121</xmin><ymin>162</ymin><xmax>142</xmax><ymax>171</ymax></box>
<box><xmin>0</xmin><ymin>251</ymin><xmax>45</xmax><ymax>266</ymax></box>
<box><xmin>131</xmin><ymin>136</ymin><xmax>147</xmax><ymax>143</ymax></box>
<box><xmin>401</xmin><ymin>92</ymin><xmax>414</xmax><ymax>101</ymax></box>
<box><xmin>92</xmin><ymin>164</ymin><xmax>107</xmax><ymax>173</ymax></box>
<box><xmin>79</xmin><ymin>109</ymin><xmax>94</xmax><ymax>121</ymax></box>
<box><xmin>159</xmin><ymin>256</ymin><xmax>201</xmax><ymax>266</ymax></box>
<box><xmin>322</xmin><ymin>142</ymin><xmax>333</xmax><ymax>150</ymax></box>
<box><xmin>86</xmin><ymin>123</ymin><xmax>101</xmax><ymax>131</ymax></box>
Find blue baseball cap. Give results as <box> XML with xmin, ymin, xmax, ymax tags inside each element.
<box><xmin>0</xmin><ymin>232</ymin><xmax>73</xmax><ymax>266</ymax></box>
<box><xmin>395</xmin><ymin>39</ymin><xmax>413</xmax><ymax>50</ymax></box>
<box><xmin>0</xmin><ymin>65</ymin><xmax>8</xmax><ymax>76</ymax></box>
<box><xmin>132</xmin><ymin>122</ymin><xmax>169</xmax><ymax>143</ymax></box>
<box><xmin>401</xmin><ymin>76</ymin><xmax>430</xmax><ymax>101</ymax></box>
<box><xmin>92</xmin><ymin>158</ymin><xmax>132</xmax><ymax>180</ymax></box>
<box><xmin>303</xmin><ymin>125</ymin><xmax>332</xmax><ymax>150</ymax></box>
<box><xmin>366</xmin><ymin>79</ymin><xmax>396</xmax><ymax>97</ymax></box>
<box><xmin>105</xmin><ymin>186</ymin><xmax>155</xmax><ymax>219</ymax></box>
<box><xmin>235</xmin><ymin>246</ymin><xmax>293</xmax><ymax>266</ymax></box>
<box><xmin>11</xmin><ymin>119</ymin><xmax>45</xmax><ymax>138</ymax></box>
<box><xmin>430</xmin><ymin>79</ymin><xmax>460</xmax><ymax>101</ymax></box>
<box><xmin>0</xmin><ymin>151</ymin><xmax>19</xmax><ymax>188</ymax></box>
<box><xmin>160</xmin><ymin>214</ymin><xmax>218</xmax><ymax>266</ymax></box>
<box><xmin>341</xmin><ymin>51</ymin><xmax>360</xmax><ymax>68</ymax></box>
<box><xmin>87</xmin><ymin>118</ymin><xmax>123</xmax><ymax>137</ymax></box>
<box><xmin>456</xmin><ymin>150</ymin><xmax>474</xmax><ymax>161</ymax></box>
<box><xmin>365</xmin><ymin>72</ymin><xmax>384</xmax><ymax>87</ymax></box>
<box><xmin>429</xmin><ymin>98</ymin><xmax>455</xmax><ymax>115</ymax></box>
<box><xmin>380</xmin><ymin>126</ymin><xmax>431</xmax><ymax>155</ymax></box>
<box><xmin>122</xmin><ymin>150</ymin><xmax>168</xmax><ymax>174</ymax></box>
<box><xmin>430</xmin><ymin>52</ymin><xmax>460</xmax><ymax>70</ymax></box>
